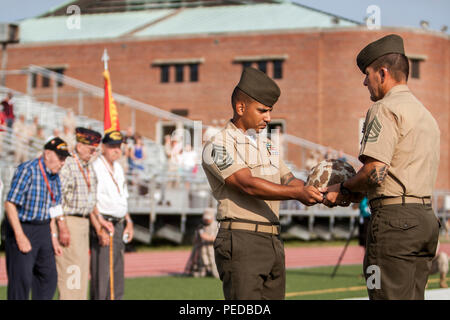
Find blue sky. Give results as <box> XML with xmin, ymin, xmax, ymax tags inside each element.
<box><xmin>0</xmin><ymin>0</ymin><xmax>448</xmax><ymax>33</ymax></box>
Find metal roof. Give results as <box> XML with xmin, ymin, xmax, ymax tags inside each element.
<box><xmin>19</xmin><ymin>10</ymin><xmax>174</xmax><ymax>43</ymax></box>
<box><xmin>18</xmin><ymin>1</ymin><xmax>360</xmax><ymax>43</ymax></box>
<box><xmin>136</xmin><ymin>2</ymin><xmax>359</xmax><ymax>38</ymax></box>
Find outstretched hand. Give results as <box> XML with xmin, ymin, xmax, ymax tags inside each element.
<box><xmin>297</xmin><ymin>185</ymin><xmax>324</xmax><ymax>206</ymax></box>
<box><xmin>319</xmin><ymin>184</ymin><xmax>351</xmax><ymax>208</ymax></box>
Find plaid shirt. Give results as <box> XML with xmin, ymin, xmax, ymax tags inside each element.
<box><xmin>59</xmin><ymin>151</ymin><xmax>98</xmax><ymax>216</ymax></box>
<box><xmin>7</xmin><ymin>158</ymin><xmax>62</xmax><ymax>222</ymax></box>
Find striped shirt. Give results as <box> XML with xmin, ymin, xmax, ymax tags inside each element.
<box><xmin>59</xmin><ymin>151</ymin><xmax>98</xmax><ymax>216</ymax></box>
<box><xmin>7</xmin><ymin>158</ymin><xmax>62</xmax><ymax>222</ymax></box>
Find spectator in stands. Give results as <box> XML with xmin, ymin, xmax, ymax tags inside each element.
<box><xmin>62</xmin><ymin>110</ymin><xmax>76</xmax><ymax>135</ymax></box>
<box><xmin>47</xmin><ymin>128</ymin><xmax>61</xmax><ymax>143</ymax></box>
<box><xmin>13</xmin><ymin>114</ymin><xmax>28</xmax><ymax>164</ymax></box>
<box><xmin>181</xmin><ymin>143</ymin><xmax>198</xmax><ymax>176</ymax></box>
<box><xmin>123</xmin><ymin>126</ymin><xmax>135</xmax><ymax>146</ymax></box>
<box><xmin>337</xmin><ymin>150</ymin><xmax>347</xmax><ymax>162</ymax></box>
<box><xmin>60</xmin><ymin>124</ymin><xmax>76</xmax><ymax>152</ymax></box>
<box><xmin>305</xmin><ymin>151</ymin><xmax>317</xmax><ymax>172</ymax></box>
<box><xmin>30</xmin><ymin>125</ymin><xmax>47</xmax><ymax>156</ymax></box>
<box><xmin>163</xmin><ymin>134</ymin><xmax>172</xmax><ymax>159</ymax></box>
<box><xmin>203</xmin><ymin>119</ymin><xmax>221</xmax><ymax>142</ymax></box>
<box><xmin>168</xmin><ymin>135</ymin><xmax>183</xmax><ymax>187</ymax></box>
<box><xmin>1</xmin><ymin>92</ymin><xmax>15</xmax><ymax>130</ymax></box>
<box><xmin>184</xmin><ymin>208</ymin><xmax>219</xmax><ymax>278</ymax></box>
<box><xmin>129</xmin><ymin>134</ymin><xmax>145</xmax><ymax>174</ymax></box>
<box><xmin>123</xmin><ymin>127</ymin><xmax>136</xmax><ymax>175</ymax></box>
<box><xmin>29</xmin><ymin>116</ymin><xmax>39</xmax><ymax>138</ymax></box>
<box><xmin>324</xmin><ymin>147</ymin><xmax>333</xmax><ymax>160</ymax></box>
<box><xmin>0</xmin><ymin>109</ymin><xmax>6</xmax><ymax>154</ymax></box>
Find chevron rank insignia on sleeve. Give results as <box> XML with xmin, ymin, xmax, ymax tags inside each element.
<box><xmin>364</xmin><ymin>115</ymin><xmax>382</xmax><ymax>143</ymax></box>
<box><xmin>211</xmin><ymin>144</ymin><xmax>234</xmax><ymax>171</ymax></box>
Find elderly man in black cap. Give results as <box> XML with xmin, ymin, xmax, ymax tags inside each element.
<box><xmin>55</xmin><ymin>127</ymin><xmax>102</xmax><ymax>300</ymax></box>
<box><xmin>202</xmin><ymin>67</ymin><xmax>323</xmax><ymax>300</ymax></box>
<box><xmin>4</xmin><ymin>137</ymin><xmax>70</xmax><ymax>299</ymax></box>
<box><xmin>322</xmin><ymin>34</ymin><xmax>440</xmax><ymax>300</ymax></box>
<box><xmin>89</xmin><ymin>130</ymin><xmax>133</xmax><ymax>300</ymax></box>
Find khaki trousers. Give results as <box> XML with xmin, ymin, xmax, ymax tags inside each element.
<box><xmin>55</xmin><ymin>216</ymin><xmax>90</xmax><ymax>300</ymax></box>
<box><xmin>364</xmin><ymin>203</ymin><xmax>439</xmax><ymax>300</ymax></box>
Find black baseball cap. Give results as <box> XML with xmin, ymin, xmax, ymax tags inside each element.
<box><xmin>44</xmin><ymin>137</ymin><xmax>71</xmax><ymax>158</ymax></box>
<box><xmin>102</xmin><ymin>130</ymin><xmax>123</xmax><ymax>145</ymax></box>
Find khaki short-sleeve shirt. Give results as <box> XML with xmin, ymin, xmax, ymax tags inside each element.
<box><xmin>359</xmin><ymin>85</ymin><xmax>440</xmax><ymax>200</ymax></box>
<box><xmin>202</xmin><ymin>121</ymin><xmax>291</xmax><ymax>223</ymax></box>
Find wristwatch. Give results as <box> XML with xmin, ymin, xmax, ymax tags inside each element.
<box><xmin>340</xmin><ymin>182</ymin><xmax>352</xmax><ymax>196</ymax></box>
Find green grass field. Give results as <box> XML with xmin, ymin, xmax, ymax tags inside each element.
<box><xmin>0</xmin><ymin>264</ymin><xmax>445</xmax><ymax>300</ymax></box>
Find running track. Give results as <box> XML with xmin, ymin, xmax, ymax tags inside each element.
<box><xmin>1</xmin><ymin>243</ymin><xmax>450</xmax><ymax>286</ymax></box>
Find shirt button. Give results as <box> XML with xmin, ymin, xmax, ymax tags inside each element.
<box><xmin>404</xmin><ymin>224</ymin><xmax>408</xmax><ymax>228</ymax></box>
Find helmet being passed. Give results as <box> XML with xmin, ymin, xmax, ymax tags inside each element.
<box><xmin>306</xmin><ymin>159</ymin><xmax>356</xmax><ymax>188</ymax></box>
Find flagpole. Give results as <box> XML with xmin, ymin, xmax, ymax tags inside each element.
<box><xmin>102</xmin><ymin>49</ymin><xmax>109</xmax><ymax>71</ymax></box>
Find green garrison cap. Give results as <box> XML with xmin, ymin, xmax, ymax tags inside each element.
<box><xmin>356</xmin><ymin>34</ymin><xmax>405</xmax><ymax>73</ymax></box>
<box><xmin>237</xmin><ymin>67</ymin><xmax>281</xmax><ymax>107</ymax></box>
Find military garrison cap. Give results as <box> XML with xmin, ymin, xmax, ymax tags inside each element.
<box><xmin>356</xmin><ymin>34</ymin><xmax>405</xmax><ymax>73</ymax></box>
<box><xmin>236</xmin><ymin>67</ymin><xmax>280</xmax><ymax>107</ymax></box>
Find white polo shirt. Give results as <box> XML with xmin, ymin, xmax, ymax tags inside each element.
<box><xmin>92</xmin><ymin>155</ymin><xmax>128</xmax><ymax>218</ymax></box>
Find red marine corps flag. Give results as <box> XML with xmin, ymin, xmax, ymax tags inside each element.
<box><xmin>102</xmin><ymin>49</ymin><xmax>120</xmax><ymax>133</ymax></box>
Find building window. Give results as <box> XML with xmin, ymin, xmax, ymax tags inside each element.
<box><xmin>175</xmin><ymin>65</ymin><xmax>184</xmax><ymax>83</ymax></box>
<box><xmin>31</xmin><ymin>73</ymin><xmax>37</xmax><ymax>88</ymax></box>
<box><xmin>42</xmin><ymin>75</ymin><xmax>50</xmax><ymax>88</ymax></box>
<box><xmin>410</xmin><ymin>59</ymin><xmax>421</xmax><ymax>79</ymax></box>
<box><xmin>153</xmin><ymin>59</ymin><xmax>204</xmax><ymax>84</ymax></box>
<box><xmin>273</xmin><ymin>60</ymin><xmax>283</xmax><ymax>79</ymax></box>
<box><xmin>257</xmin><ymin>61</ymin><xmax>267</xmax><ymax>74</ymax></box>
<box><xmin>242</xmin><ymin>61</ymin><xmax>253</xmax><ymax>71</ymax></box>
<box><xmin>160</xmin><ymin>65</ymin><xmax>170</xmax><ymax>83</ymax></box>
<box><xmin>53</xmin><ymin>68</ymin><xmax>65</xmax><ymax>87</ymax></box>
<box><xmin>189</xmin><ymin>64</ymin><xmax>198</xmax><ymax>82</ymax></box>
<box><xmin>235</xmin><ymin>57</ymin><xmax>286</xmax><ymax>79</ymax></box>
<box><xmin>34</xmin><ymin>67</ymin><xmax>66</xmax><ymax>88</ymax></box>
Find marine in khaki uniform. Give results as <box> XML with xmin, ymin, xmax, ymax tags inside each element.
<box><xmin>202</xmin><ymin>67</ymin><xmax>323</xmax><ymax>300</ymax></box>
<box><xmin>323</xmin><ymin>34</ymin><xmax>441</xmax><ymax>300</ymax></box>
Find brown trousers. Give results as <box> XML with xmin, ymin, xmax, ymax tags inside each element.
<box><xmin>214</xmin><ymin>228</ymin><xmax>285</xmax><ymax>300</ymax></box>
<box><xmin>363</xmin><ymin>203</ymin><xmax>440</xmax><ymax>300</ymax></box>
<box><xmin>55</xmin><ymin>216</ymin><xmax>90</xmax><ymax>300</ymax></box>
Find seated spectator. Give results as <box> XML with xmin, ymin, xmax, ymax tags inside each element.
<box><xmin>1</xmin><ymin>92</ymin><xmax>14</xmax><ymax>130</ymax></box>
<box><xmin>0</xmin><ymin>110</ymin><xmax>5</xmax><ymax>155</ymax></box>
<box><xmin>62</xmin><ymin>109</ymin><xmax>76</xmax><ymax>135</ymax></box>
<box><xmin>180</xmin><ymin>144</ymin><xmax>198</xmax><ymax>176</ymax></box>
<box><xmin>12</xmin><ymin>114</ymin><xmax>28</xmax><ymax>164</ymax></box>
<box><xmin>129</xmin><ymin>134</ymin><xmax>146</xmax><ymax>173</ymax></box>
<box><xmin>30</xmin><ymin>125</ymin><xmax>47</xmax><ymax>156</ymax></box>
<box><xmin>60</xmin><ymin>124</ymin><xmax>76</xmax><ymax>152</ymax></box>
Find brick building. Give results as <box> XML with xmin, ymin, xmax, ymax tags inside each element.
<box><xmin>1</xmin><ymin>0</ymin><xmax>449</xmax><ymax>189</ymax></box>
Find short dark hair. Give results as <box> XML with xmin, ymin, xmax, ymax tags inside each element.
<box><xmin>231</xmin><ymin>87</ymin><xmax>253</xmax><ymax>111</ymax></box>
<box><xmin>370</xmin><ymin>53</ymin><xmax>409</xmax><ymax>82</ymax></box>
